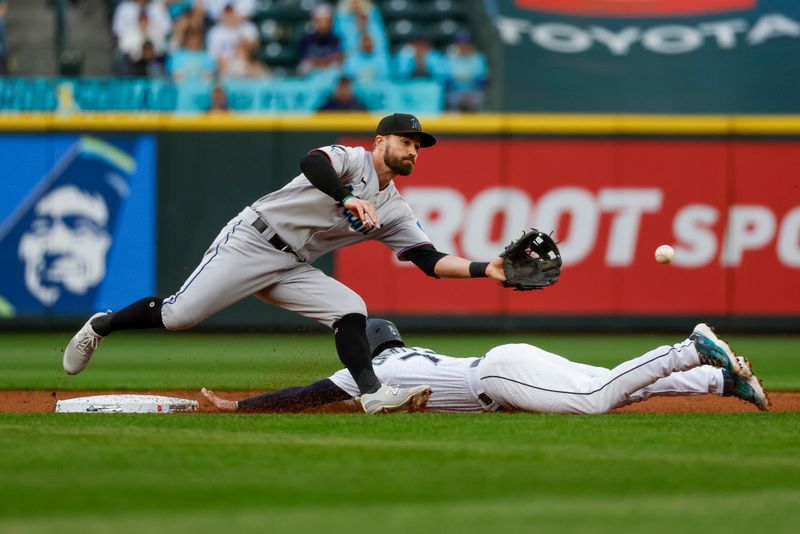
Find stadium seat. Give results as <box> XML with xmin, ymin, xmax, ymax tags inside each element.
<box><xmin>387</xmin><ymin>19</ymin><xmax>427</xmax><ymax>47</ymax></box>
<box><xmin>428</xmin><ymin>19</ymin><xmax>468</xmax><ymax>48</ymax></box>
<box><xmin>258</xmin><ymin>18</ymin><xmax>281</xmax><ymax>41</ymax></box>
<box><xmin>261</xmin><ymin>41</ymin><xmax>300</xmax><ymax>68</ymax></box>
<box><xmin>257</xmin><ymin>18</ymin><xmax>296</xmax><ymax>45</ymax></box>
<box><xmin>423</xmin><ymin>0</ymin><xmax>467</xmax><ymax>21</ymax></box>
<box><xmin>380</xmin><ymin>0</ymin><xmax>426</xmax><ymax>21</ymax></box>
<box><xmin>254</xmin><ymin>0</ymin><xmax>312</xmax><ymax>22</ymax></box>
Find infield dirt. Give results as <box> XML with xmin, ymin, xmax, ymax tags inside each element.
<box><xmin>1</xmin><ymin>390</ymin><xmax>798</xmax><ymax>414</ymax></box>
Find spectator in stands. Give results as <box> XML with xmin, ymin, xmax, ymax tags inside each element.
<box><xmin>317</xmin><ymin>76</ymin><xmax>367</xmax><ymax>111</ymax></box>
<box><xmin>394</xmin><ymin>37</ymin><xmax>447</xmax><ymax>82</ymax></box>
<box><xmin>165</xmin><ymin>0</ymin><xmax>194</xmax><ymax>19</ymax></box>
<box><xmin>205</xmin><ymin>0</ymin><xmax>256</xmax><ymax>21</ymax></box>
<box><xmin>220</xmin><ymin>42</ymin><xmax>270</xmax><ymax>79</ymax></box>
<box><xmin>207</xmin><ymin>4</ymin><xmax>259</xmax><ymax>67</ymax></box>
<box><xmin>168</xmin><ymin>2</ymin><xmax>207</xmax><ymax>52</ymax></box>
<box><xmin>168</xmin><ymin>28</ymin><xmax>217</xmax><ymax>82</ymax></box>
<box><xmin>0</xmin><ymin>0</ymin><xmax>7</xmax><ymax>75</ymax></box>
<box><xmin>444</xmin><ymin>31</ymin><xmax>488</xmax><ymax>112</ymax></box>
<box><xmin>334</xmin><ymin>0</ymin><xmax>387</xmax><ymax>56</ymax></box>
<box><xmin>113</xmin><ymin>0</ymin><xmax>172</xmax><ymax>43</ymax></box>
<box><xmin>208</xmin><ymin>84</ymin><xmax>229</xmax><ymax>112</ymax></box>
<box><xmin>118</xmin><ymin>11</ymin><xmax>169</xmax><ymax>73</ymax></box>
<box><xmin>343</xmin><ymin>33</ymin><xmax>389</xmax><ymax>82</ymax></box>
<box><xmin>127</xmin><ymin>40</ymin><xmax>167</xmax><ymax>77</ymax></box>
<box><xmin>297</xmin><ymin>4</ymin><xmax>343</xmax><ymax>76</ymax></box>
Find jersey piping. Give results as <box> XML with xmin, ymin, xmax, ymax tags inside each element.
<box><xmin>164</xmin><ymin>220</ymin><xmax>243</xmax><ymax>306</ymax></box>
<box><xmin>479</xmin><ymin>340</ymin><xmax>694</xmax><ymax>396</ymax></box>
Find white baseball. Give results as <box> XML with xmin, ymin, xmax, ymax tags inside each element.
<box><xmin>654</xmin><ymin>245</ymin><xmax>675</xmax><ymax>264</ymax></box>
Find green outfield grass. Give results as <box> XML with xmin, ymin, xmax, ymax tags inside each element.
<box><xmin>1</xmin><ymin>412</ymin><xmax>798</xmax><ymax>533</ymax></box>
<box><xmin>1</xmin><ymin>331</ymin><xmax>799</xmax><ymax>533</ymax></box>
<box><xmin>1</xmin><ymin>330</ymin><xmax>800</xmax><ymax>390</ymax></box>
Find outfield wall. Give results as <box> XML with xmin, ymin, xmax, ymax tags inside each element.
<box><xmin>1</xmin><ymin>114</ymin><xmax>798</xmax><ymax>331</ymax></box>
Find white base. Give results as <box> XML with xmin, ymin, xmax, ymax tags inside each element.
<box><xmin>55</xmin><ymin>394</ymin><xmax>199</xmax><ymax>414</ymax></box>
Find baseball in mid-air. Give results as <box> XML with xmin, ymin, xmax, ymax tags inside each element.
<box><xmin>654</xmin><ymin>245</ymin><xmax>675</xmax><ymax>264</ymax></box>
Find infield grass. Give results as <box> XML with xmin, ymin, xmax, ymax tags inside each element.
<box><xmin>2</xmin><ymin>330</ymin><xmax>800</xmax><ymax>390</ymax></box>
<box><xmin>1</xmin><ymin>331</ymin><xmax>799</xmax><ymax>533</ymax></box>
<box><xmin>1</xmin><ymin>412</ymin><xmax>799</xmax><ymax>533</ymax></box>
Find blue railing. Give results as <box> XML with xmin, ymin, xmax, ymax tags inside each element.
<box><xmin>0</xmin><ymin>76</ymin><xmax>443</xmax><ymax>114</ymax></box>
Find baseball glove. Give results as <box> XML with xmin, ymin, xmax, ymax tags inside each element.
<box><xmin>500</xmin><ymin>229</ymin><xmax>562</xmax><ymax>291</ymax></box>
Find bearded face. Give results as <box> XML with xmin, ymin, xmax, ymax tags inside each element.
<box><xmin>382</xmin><ymin>135</ymin><xmax>419</xmax><ymax>176</ymax></box>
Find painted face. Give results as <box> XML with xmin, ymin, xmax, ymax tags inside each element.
<box><xmin>18</xmin><ymin>186</ymin><xmax>112</xmax><ymax>306</ymax></box>
<box><xmin>382</xmin><ymin>135</ymin><xmax>420</xmax><ymax>176</ymax></box>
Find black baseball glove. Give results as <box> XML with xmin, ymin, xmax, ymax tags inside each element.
<box><xmin>500</xmin><ymin>229</ymin><xmax>562</xmax><ymax>291</ymax></box>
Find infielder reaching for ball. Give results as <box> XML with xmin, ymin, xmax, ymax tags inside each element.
<box><xmin>202</xmin><ymin>319</ymin><xmax>770</xmax><ymax>414</ymax></box>
<box><xmin>64</xmin><ymin>114</ymin><xmax>526</xmax><ymax>413</ymax></box>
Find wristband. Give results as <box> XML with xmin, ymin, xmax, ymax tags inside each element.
<box><xmin>469</xmin><ymin>261</ymin><xmax>489</xmax><ymax>278</ymax></box>
<box><xmin>341</xmin><ymin>194</ymin><xmax>357</xmax><ymax>204</ymax></box>
<box><xmin>333</xmin><ymin>184</ymin><xmax>355</xmax><ymax>203</ymax></box>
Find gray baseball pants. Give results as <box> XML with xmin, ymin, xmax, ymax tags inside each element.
<box><xmin>161</xmin><ymin>207</ymin><xmax>367</xmax><ymax>330</ymax></box>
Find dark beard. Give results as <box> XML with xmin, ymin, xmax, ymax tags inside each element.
<box><xmin>384</xmin><ymin>152</ymin><xmax>414</xmax><ymax>176</ymax></box>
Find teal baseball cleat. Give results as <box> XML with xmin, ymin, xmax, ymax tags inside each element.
<box><xmin>690</xmin><ymin>323</ymin><xmax>748</xmax><ymax>378</ymax></box>
<box><xmin>722</xmin><ymin>357</ymin><xmax>771</xmax><ymax>411</ymax></box>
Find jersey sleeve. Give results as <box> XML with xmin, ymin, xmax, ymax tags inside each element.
<box><xmin>236</xmin><ymin>379</ymin><xmax>351</xmax><ymax>412</ymax></box>
<box><xmin>328</xmin><ymin>368</ymin><xmax>361</xmax><ymax>397</ymax></box>
<box><xmin>311</xmin><ymin>145</ymin><xmax>363</xmax><ymax>184</ymax></box>
<box><xmin>381</xmin><ymin>213</ymin><xmax>434</xmax><ymax>260</ymax></box>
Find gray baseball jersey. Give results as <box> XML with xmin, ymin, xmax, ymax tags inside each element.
<box><xmin>328</xmin><ymin>342</ymin><xmax>723</xmax><ymax>414</ymax></box>
<box><xmin>252</xmin><ymin>145</ymin><xmax>431</xmax><ymax>263</ymax></box>
<box><xmin>161</xmin><ymin>144</ymin><xmax>432</xmax><ymax>330</ymax></box>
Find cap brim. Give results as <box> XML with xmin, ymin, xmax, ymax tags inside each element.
<box><xmin>391</xmin><ymin>130</ymin><xmax>437</xmax><ymax>148</ymax></box>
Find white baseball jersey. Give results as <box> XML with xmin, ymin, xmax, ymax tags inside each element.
<box><xmin>252</xmin><ymin>145</ymin><xmax>431</xmax><ymax>263</ymax></box>
<box><xmin>329</xmin><ymin>346</ymin><xmax>489</xmax><ymax>412</ymax></box>
<box><xmin>328</xmin><ymin>342</ymin><xmax>724</xmax><ymax>414</ymax></box>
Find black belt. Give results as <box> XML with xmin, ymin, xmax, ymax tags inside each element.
<box><xmin>478</xmin><ymin>393</ymin><xmax>495</xmax><ymax>406</ymax></box>
<box><xmin>251</xmin><ymin>217</ymin><xmax>295</xmax><ymax>255</ymax></box>
<box><xmin>471</xmin><ymin>357</ymin><xmax>496</xmax><ymax>407</ymax></box>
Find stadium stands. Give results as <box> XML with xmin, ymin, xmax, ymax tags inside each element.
<box><xmin>0</xmin><ymin>0</ymin><xmax>6</xmax><ymax>75</ymax></box>
<box><xmin>1</xmin><ymin>0</ymin><xmax>490</xmax><ymax>113</ymax></box>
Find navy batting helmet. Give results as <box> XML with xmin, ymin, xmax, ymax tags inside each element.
<box><xmin>366</xmin><ymin>318</ymin><xmax>405</xmax><ymax>357</ymax></box>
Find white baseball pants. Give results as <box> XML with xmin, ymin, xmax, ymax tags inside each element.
<box><xmin>476</xmin><ymin>341</ymin><xmax>716</xmax><ymax>414</ymax></box>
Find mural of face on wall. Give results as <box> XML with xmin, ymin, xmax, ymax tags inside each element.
<box><xmin>18</xmin><ymin>186</ymin><xmax>113</xmax><ymax>306</ymax></box>
<box><xmin>0</xmin><ymin>136</ymin><xmax>146</xmax><ymax>316</ymax></box>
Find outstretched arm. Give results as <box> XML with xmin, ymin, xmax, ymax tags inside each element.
<box><xmin>401</xmin><ymin>244</ymin><xmax>506</xmax><ymax>282</ymax></box>
<box><xmin>202</xmin><ymin>379</ymin><xmax>352</xmax><ymax>413</ymax></box>
<box><xmin>433</xmin><ymin>255</ymin><xmax>506</xmax><ymax>281</ymax></box>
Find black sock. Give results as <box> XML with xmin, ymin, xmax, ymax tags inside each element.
<box><xmin>334</xmin><ymin>313</ymin><xmax>381</xmax><ymax>395</ymax></box>
<box><xmin>91</xmin><ymin>297</ymin><xmax>165</xmax><ymax>336</ymax></box>
<box><xmin>721</xmin><ymin>369</ymin><xmax>737</xmax><ymax>396</ymax></box>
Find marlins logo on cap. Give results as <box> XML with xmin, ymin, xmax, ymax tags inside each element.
<box><xmin>376</xmin><ymin>113</ymin><xmax>436</xmax><ymax>147</ymax></box>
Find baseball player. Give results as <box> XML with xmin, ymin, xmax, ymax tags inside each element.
<box><xmin>201</xmin><ymin>318</ymin><xmax>771</xmax><ymax>413</ymax></box>
<box><xmin>63</xmin><ymin>113</ymin><xmax>514</xmax><ymax>414</ymax></box>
